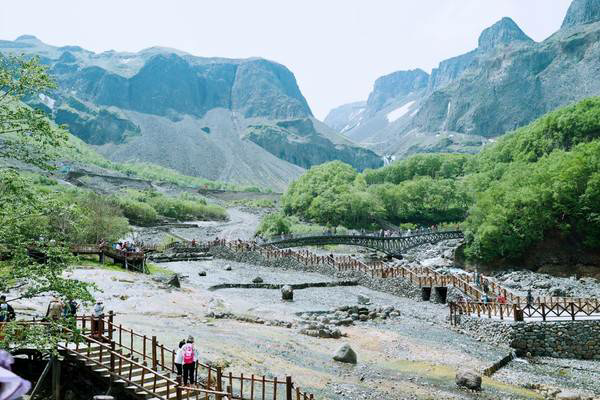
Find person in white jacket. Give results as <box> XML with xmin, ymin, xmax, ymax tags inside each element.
<box><xmin>174</xmin><ymin>340</ymin><xmax>186</xmax><ymax>376</ymax></box>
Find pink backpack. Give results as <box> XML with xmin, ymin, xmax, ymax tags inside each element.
<box><xmin>183</xmin><ymin>344</ymin><xmax>194</xmax><ymax>364</ymax></box>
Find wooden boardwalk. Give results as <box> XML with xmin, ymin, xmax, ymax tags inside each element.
<box><xmin>4</xmin><ymin>315</ymin><xmax>316</xmax><ymax>400</ymax></box>
<box><xmin>207</xmin><ymin>239</ymin><xmax>600</xmax><ymax>323</ymax></box>
<box><xmin>71</xmin><ymin>244</ymin><xmax>146</xmax><ymax>272</ymax></box>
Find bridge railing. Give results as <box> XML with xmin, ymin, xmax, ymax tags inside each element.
<box><xmin>450</xmin><ymin>299</ymin><xmax>600</xmax><ymax>322</ymax></box>
<box><xmin>264</xmin><ymin>227</ymin><xmax>462</xmax><ymax>243</ymax></box>
<box><xmin>83</xmin><ymin>313</ymin><xmax>316</xmax><ymax>400</ymax></box>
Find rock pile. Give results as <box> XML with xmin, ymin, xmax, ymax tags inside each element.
<box><xmin>205</xmin><ymin>311</ymin><xmax>292</xmax><ymax>328</ymax></box>
<box><xmin>494</xmin><ymin>270</ymin><xmax>600</xmax><ymax>299</ymax></box>
<box><xmin>297</xmin><ymin>304</ymin><xmax>401</xmax><ymax>339</ymax></box>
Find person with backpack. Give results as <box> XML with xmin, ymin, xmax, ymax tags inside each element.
<box><xmin>45</xmin><ymin>297</ymin><xmax>64</xmax><ymax>321</ymax></box>
<box><xmin>0</xmin><ymin>295</ymin><xmax>16</xmax><ymax>322</ymax></box>
<box><xmin>174</xmin><ymin>340</ymin><xmax>186</xmax><ymax>377</ymax></box>
<box><xmin>181</xmin><ymin>336</ymin><xmax>198</xmax><ymax>386</ymax></box>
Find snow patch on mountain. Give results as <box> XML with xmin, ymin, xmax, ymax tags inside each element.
<box><xmin>386</xmin><ymin>101</ymin><xmax>415</xmax><ymax>122</ymax></box>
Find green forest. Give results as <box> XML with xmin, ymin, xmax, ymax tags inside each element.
<box><xmin>281</xmin><ymin>98</ymin><xmax>600</xmax><ymax>264</ymax></box>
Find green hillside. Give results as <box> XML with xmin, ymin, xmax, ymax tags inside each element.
<box><xmin>282</xmin><ymin>97</ymin><xmax>600</xmax><ymax>264</ymax></box>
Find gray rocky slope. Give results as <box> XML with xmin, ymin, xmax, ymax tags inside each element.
<box><xmin>325</xmin><ymin>0</ymin><xmax>600</xmax><ymax>160</ymax></box>
<box><xmin>0</xmin><ymin>36</ymin><xmax>382</xmax><ymax>190</ymax></box>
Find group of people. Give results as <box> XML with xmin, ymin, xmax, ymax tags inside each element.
<box><xmin>44</xmin><ymin>296</ymin><xmax>79</xmax><ymax>321</ymax></box>
<box><xmin>114</xmin><ymin>241</ymin><xmax>141</xmax><ymax>253</ymax></box>
<box><xmin>174</xmin><ymin>336</ymin><xmax>199</xmax><ymax>386</ymax></box>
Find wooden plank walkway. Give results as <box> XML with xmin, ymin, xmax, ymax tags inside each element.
<box><xmin>3</xmin><ymin>315</ymin><xmax>316</xmax><ymax>400</ymax></box>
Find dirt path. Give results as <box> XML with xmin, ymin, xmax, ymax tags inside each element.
<box><xmin>170</xmin><ymin>207</ymin><xmax>260</xmax><ymax>242</ymax></box>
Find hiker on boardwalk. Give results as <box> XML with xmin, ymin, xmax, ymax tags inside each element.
<box><xmin>174</xmin><ymin>339</ymin><xmax>186</xmax><ymax>377</ymax></box>
<box><xmin>497</xmin><ymin>294</ymin><xmax>507</xmax><ymax>304</ymax></box>
<box><xmin>482</xmin><ymin>280</ymin><xmax>489</xmax><ymax>294</ymax></box>
<box><xmin>526</xmin><ymin>289</ymin><xmax>534</xmax><ymax>306</ymax></box>
<box><xmin>181</xmin><ymin>336</ymin><xmax>199</xmax><ymax>386</ymax></box>
<box><xmin>63</xmin><ymin>299</ymin><xmax>78</xmax><ymax>318</ymax></box>
<box><xmin>482</xmin><ymin>293</ymin><xmax>489</xmax><ymax>305</ymax></box>
<box><xmin>45</xmin><ymin>297</ymin><xmax>64</xmax><ymax>321</ymax></box>
<box><xmin>91</xmin><ymin>300</ymin><xmax>105</xmax><ymax>337</ymax></box>
<box><xmin>0</xmin><ymin>296</ymin><xmax>15</xmax><ymax>322</ymax></box>
<box><xmin>474</xmin><ymin>271</ymin><xmax>481</xmax><ymax>288</ymax></box>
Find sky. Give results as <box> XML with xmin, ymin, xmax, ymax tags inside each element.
<box><xmin>0</xmin><ymin>1</ymin><xmax>572</xmax><ymax>120</ymax></box>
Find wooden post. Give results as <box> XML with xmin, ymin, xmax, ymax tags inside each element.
<box><xmin>286</xmin><ymin>376</ymin><xmax>293</xmax><ymax>400</ymax></box>
<box><xmin>52</xmin><ymin>356</ymin><xmax>61</xmax><ymax>400</ymax></box>
<box><xmin>108</xmin><ymin>311</ymin><xmax>114</xmax><ymax>340</ymax></box>
<box><xmin>216</xmin><ymin>367</ymin><xmax>223</xmax><ymax>400</ymax></box>
<box><xmin>152</xmin><ymin>336</ymin><xmax>158</xmax><ymax>370</ymax></box>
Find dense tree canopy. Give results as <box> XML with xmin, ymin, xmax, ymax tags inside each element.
<box><xmin>282</xmin><ymin>97</ymin><xmax>600</xmax><ymax>264</ymax></box>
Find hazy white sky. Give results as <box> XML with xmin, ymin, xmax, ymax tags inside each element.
<box><xmin>1</xmin><ymin>1</ymin><xmax>572</xmax><ymax>119</ymax></box>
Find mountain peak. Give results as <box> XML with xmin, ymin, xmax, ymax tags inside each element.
<box><xmin>15</xmin><ymin>34</ymin><xmax>41</xmax><ymax>42</ymax></box>
<box><xmin>561</xmin><ymin>0</ymin><xmax>600</xmax><ymax>28</ymax></box>
<box><xmin>478</xmin><ymin>17</ymin><xmax>533</xmax><ymax>51</ymax></box>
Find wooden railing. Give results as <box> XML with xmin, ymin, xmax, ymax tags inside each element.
<box><xmin>79</xmin><ymin>314</ymin><xmax>316</xmax><ymax>400</ymax></box>
<box><xmin>450</xmin><ymin>299</ymin><xmax>600</xmax><ymax>322</ymax></box>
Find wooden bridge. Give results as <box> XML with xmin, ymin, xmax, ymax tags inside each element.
<box><xmin>265</xmin><ymin>230</ymin><xmax>464</xmax><ymax>257</ymax></box>
<box><xmin>4</xmin><ymin>314</ymin><xmax>316</xmax><ymax>400</ymax></box>
<box><xmin>70</xmin><ymin>245</ymin><xmax>147</xmax><ymax>272</ymax></box>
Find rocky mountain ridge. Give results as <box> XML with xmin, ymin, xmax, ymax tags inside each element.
<box><xmin>326</xmin><ymin>0</ymin><xmax>600</xmax><ymax>160</ymax></box>
<box><xmin>0</xmin><ymin>36</ymin><xmax>382</xmax><ymax>190</ymax></box>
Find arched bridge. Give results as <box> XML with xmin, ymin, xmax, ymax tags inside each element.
<box><xmin>265</xmin><ymin>230</ymin><xmax>464</xmax><ymax>257</ymax></box>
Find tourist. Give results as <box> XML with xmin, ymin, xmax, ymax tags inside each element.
<box><xmin>45</xmin><ymin>297</ymin><xmax>64</xmax><ymax>321</ymax></box>
<box><xmin>191</xmin><ymin>239</ymin><xmax>196</xmax><ymax>247</ymax></box>
<box><xmin>62</xmin><ymin>299</ymin><xmax>78</xmax><ymax>318</ymax></box>
<box><xmin>482</xmin><ymin>293</ymin><xmax>489</xmax><ymax>305</ymax></box>
<box><xmin>92</xmin><ymin>300</ymin><xmax>105</xmax><ymax>337</ymax></box>
<box><xmin>181</xmin><ymin>336</ymin><xmax>199</xmax><ymax>386</ymax></box>
<box><xmin>497</xmin><ymin>294</ymin><xmax>507</xmax><ymax>304</ymax></box>
<box><xmin>0</xmin><ymin>295</ymin><xmax>16</xmax><ymax>322</ymax></box>
<box><xmin>474</xmin><ymin>271</ymin><xmax>481</xmax><ymax>288</ymax></box>
<box><xmin>483</xmin><ymin>280</ymin><xmax>489</xmax><ymax>294</ymax></box>
<box><xmin>526</xmin><ymin>289</ymin><xmax>534</xmax><ymax>306</ymax></box>
<box><xmin>174</xmin><ymin>339</ymin><xmax>186</xmax><ymax>376</ymax></box>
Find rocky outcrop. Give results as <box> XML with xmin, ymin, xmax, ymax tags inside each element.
<box><xmin>562</xmin><ymin>0</ymin><xmax>600</xmax><ymax>28</ymax></box>
<box><xmin>477</xmin><ymin>17</ymin><xmax>533</xmax><ymax>51</ymax></box>
<box><xmin>327</xmin><ymin>1</ymin><xmax>600</xmax><ymax>160</ymax></box>
<box><xmin>366</xmin><ymin>69</ymin><xmax>429</xmax><ymax>113</ymax></box>
<box><xmin>245</xmin><ymin>118</ymin><xmax>382</xmax><ymax>171</ymax></box>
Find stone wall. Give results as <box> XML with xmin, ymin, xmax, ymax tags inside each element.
<box><xmin>510</xmin><ymin>321</ymin><xmax>600</xmax><ymax>360</ymax></box>
<box><xmin>455</xmin><ymin>316</ymin><xmax>600</xmax><ymax>360</ymax></box>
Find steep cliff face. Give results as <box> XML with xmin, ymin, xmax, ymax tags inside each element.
<box><xmin>562</xmin><ymin>0</ymin><xmax>600</xmax><ymax>28</ymax></box>
<box><xmin>1</xmin><ymin>36</ymin><xmax>381</xmax><ymax>188</ymax></box>
<box><xmin>366</xmin><ymin>69</ymin><xmax>429</xmax><ymax>114</ymax></box>
<box><xmin>325</xmin><ymin>1</ymin><xmax>600</xmax><ymax>159</ymax></box>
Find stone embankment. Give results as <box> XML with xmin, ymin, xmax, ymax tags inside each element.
<box><xmin>209</xmin><ymin>245</ymin><xmax>421</xmax><ymax>299</ymax></box>
<box><xmin>208</xmin><ymin>280</ymin><xmax>358</xmax><ymax>291</ymax></box>
<box><xmin>455</xmin><ymin>316</ymin><xmax>600</xmax><ymax>360</ymax></box>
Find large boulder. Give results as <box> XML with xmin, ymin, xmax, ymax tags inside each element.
<box><xmin>281</xmin><ymin>285</ymin><xmax>294</xmax><ymax>301</ymax></box>
<box><xmin>252</xmin><ymin>277</ymin><xmax>264</xmax><ymax>284</ymax></box>
<box><xmin>556</xmin><ymin>391</ymin><xmax>583</xmax><ymax>400</ymax></box>
<box><xmin>357</xmin><ymin>295</ymin><xmax>370</xmax><ymax>305</ymax></box>
<box><xmin>333</xmin><ymin>344</ymin><xmax>357</xmax><ymax>364</ymax></box>
<box><xmin>455</xmin><ymin>369</ymin><xmax>482</xmax><ymax>391</ymax></box>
